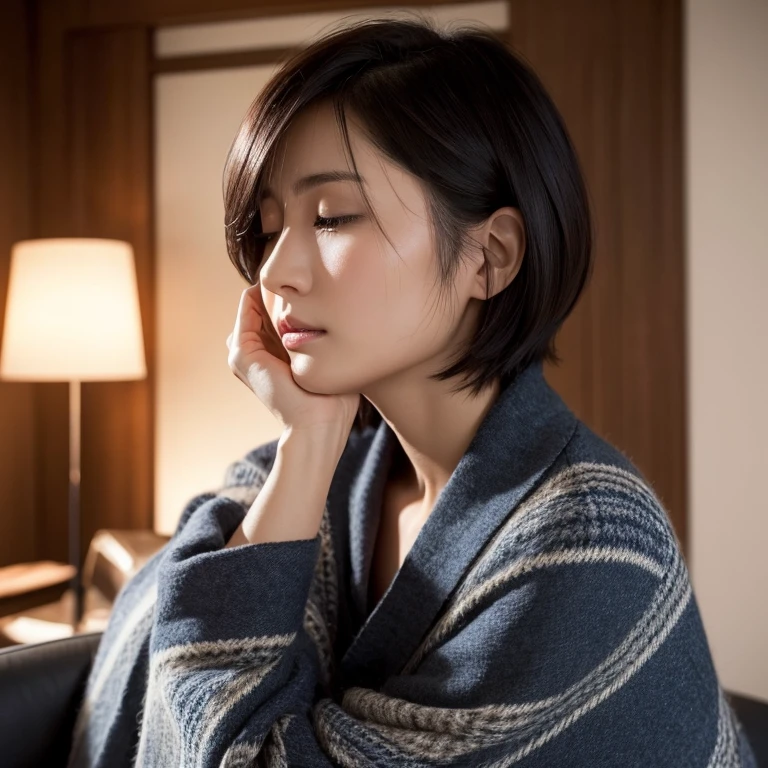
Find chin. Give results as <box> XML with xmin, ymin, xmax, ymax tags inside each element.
<box><xmin>289</xmin><ymin>361</ymin><xmax>332</xmax><ymax>392</ymax></box>
<box><xmin>290</xmin><ymin>363</ymin><xmax>360</xmax><ymax>397</ymax></box>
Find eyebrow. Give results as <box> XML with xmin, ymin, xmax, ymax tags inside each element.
<box><xmin>258</xmin><ymin>171</ymin><xmax>365</xmax><ymax>203</ymax></box>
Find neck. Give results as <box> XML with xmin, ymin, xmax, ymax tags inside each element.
<box><xmin>365</xmin><ymin>375</ymin><xmax>502</xmax><ymax>510</ymax></box>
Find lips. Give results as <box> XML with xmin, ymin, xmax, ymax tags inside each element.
<box><xmin>277</xmin><ymin>316</ymin><xmax>325</xmax><ymax>338</ymax></box>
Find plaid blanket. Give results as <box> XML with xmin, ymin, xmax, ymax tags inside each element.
<box><xmin>67</xmin><ymin>362</ymin><xmax>757</xmax><ymax>767</ymax></box>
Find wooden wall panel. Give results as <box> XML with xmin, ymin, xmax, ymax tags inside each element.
<box><xmin>30</xmin><ymin>6</ymin><xmax>154</xmax><ymax>564</ymax></box>
<box><xmin>31</xmin><ymin>0</ymin><xmax>81</xmax><ymax>565</ymax></box>
<box><xmin>656</xmin><ymin>0</ymin><xmax>686</xmax><ymax>548</ymax></box>
<box><xmin>0</xmin><ymin>0</ymin><xmax>37</xmax><ymax>568</ymax></box>
<box><xmin>69</xmin><ymin>26</ymin><xmax>155</xmax><ymax>556</ymax></box>
<box><xmin>510</xmin><ymin>0</ymin><xmax>686</xmax><ymax>546</ymax></box>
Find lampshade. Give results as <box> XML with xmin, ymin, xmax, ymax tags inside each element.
<box><xmin>0</xmin><ymin>238</ymin><xmax>147</xmax><ymax>381</ymax></box>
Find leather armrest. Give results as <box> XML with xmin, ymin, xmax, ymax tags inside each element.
<box><xmin>0</xmin><ymin>631</ymin><xmax>103</xmax><ymax>768</ymax></box>
<box><xmin>83</xmin><ymin>530</ymin><xmax>169</xmax><ymax>604</ymax></box>
<box><xmin>726</xmin><ymin>690</ymin><xmax>768</xmax><ymax>766</ymax></box>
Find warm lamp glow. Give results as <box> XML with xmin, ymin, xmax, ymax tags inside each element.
<box><xmin>0</xmin><ymin>238</ymin><xmax>146</xmax><ymax>381</ymax></box>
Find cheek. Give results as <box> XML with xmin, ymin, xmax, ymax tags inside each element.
<box><xmin>325</xmin><ymin>220</ymin><xmax>437</xmax><ymax>336</ymax></box>
<box><xmin>336</xmin><ymin>252</ymin><xmax>424</xmax><ymax>332</ymax></box>
<box><xmin>348</xmin><ymin>280</ymin><xmax>442</xmax><ymax>363</ymax></box>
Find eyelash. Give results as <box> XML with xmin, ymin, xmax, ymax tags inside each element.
<box><xmin>253</xmin><ymin>214</ymin><xmax>359</xmax><ymax>243</ymax></box>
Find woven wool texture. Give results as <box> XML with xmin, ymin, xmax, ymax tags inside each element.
<box><xmin>66</xmin><ymin>361</ymin><xmax>758</xmax><ymax>767</ymax></box>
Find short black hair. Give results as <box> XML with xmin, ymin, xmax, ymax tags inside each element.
<box><xmin>223</xmin><ymin>15</ymin><xmax>593</xmax><ymax>432</ymax></box>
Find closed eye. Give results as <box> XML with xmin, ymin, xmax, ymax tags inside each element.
<box><xmin>253</xmin><ymin>214</ymin><xmax>361</xmax><ymax>243</ymax></box>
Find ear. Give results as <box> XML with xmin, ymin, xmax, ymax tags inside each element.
<box><xmin>468</xmin><ymin>207</ymin><xmax>526</xmax><ymax>301</ymax></box>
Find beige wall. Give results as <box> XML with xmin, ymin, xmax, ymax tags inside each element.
<box><xmin>686</xmin><ymin>0</ymin><xmax>768</xmax><ymax>700</ymax></box>
<box><xmin>154</xmin><ymin>65</ymin><xmax>280</xmax><ymax>535</ymax></box>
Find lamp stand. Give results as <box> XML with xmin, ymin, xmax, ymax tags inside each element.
<box><xmin>69</xmin><ymin>379</ymin><xmax>84</xmax><ymax>630</ymax></box>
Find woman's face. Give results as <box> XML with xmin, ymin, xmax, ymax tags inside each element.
<box><xmin>257</xmin><ymin>100</ymin><xmax>485</xmax><ymax>396</ymax></box>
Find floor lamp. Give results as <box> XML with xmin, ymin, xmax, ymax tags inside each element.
<box><xmin>0</xmin><ymin>238</ymin><xmax>147</xmax><ymax>629</ymax></box>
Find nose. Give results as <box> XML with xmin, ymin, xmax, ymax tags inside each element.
<box><xmin>257</xmin><ymin>229</ymin><xmax>314</xmax><ymax>296</ymax></box>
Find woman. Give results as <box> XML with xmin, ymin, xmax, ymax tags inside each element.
<box><xmin>68</xmin><ymin>16</ymin><xmax>757</xmax><ymax>768</ymax></box>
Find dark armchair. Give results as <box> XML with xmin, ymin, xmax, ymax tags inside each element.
<box><xmin>0</xmin><ymin>632</ymin><xmax>102</xmax><ymax>768</ymax></box>
<box><xmin>0</xmin><ymin>632</ymin><xmax>766</xmax><ymax>768</ymax></box>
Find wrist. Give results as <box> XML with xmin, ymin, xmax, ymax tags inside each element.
<box><xmin>225</xmin><ymin>429</ymin><xmax>344</xmax><ymax>548</ymax></box>
<box><xmin>274</xmin><ymin>428</ymin><xmax>347</xmax><ymax>505</ymax></box>
<box><xmin>278</xmin><ymin>424</ymin><xmax>349</xmax><ymax>459</ymax></box>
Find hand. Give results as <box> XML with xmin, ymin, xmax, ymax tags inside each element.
<box><xmin>226</xmin><ymin>282</ymin><xmax>360</xmax><ymax>437</ymax></box>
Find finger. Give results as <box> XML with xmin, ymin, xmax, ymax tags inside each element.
<box><xmin>232</xmin><ymin>286</ymin><xmax>264</xmax><ymax>347</ymax></box>
<box><xmin>238</xmin><ymin>286</ymin><xmax>266</xmax><ymax>336</ymax></box>
<box><xmin>244</xmin><ymin>284</ymin><xmax>280</xmax><ymax>343</ymax></box>
<box><xmin>232</xmin><ymin>282</ymin><xmax>289</xmax><ymax>365</ymax></box>
<box><xmin>246</xmin><ymin>284</ymin><xmax>290</xmax><ymax>363</ymax></box>
<box><xmin>252</xmin><ymin>285</ymin><xmax>280</xmax><ymax>340</ymax></box>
